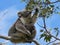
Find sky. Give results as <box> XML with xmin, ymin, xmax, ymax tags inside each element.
<box><xmin>0</xmin><ymin>0</ymin><xmax>60</xmax><ymax>45</ymax></box>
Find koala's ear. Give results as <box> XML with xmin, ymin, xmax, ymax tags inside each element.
<box><xmin>18</xmin><ymin>12</ymin><xmax>22</xmax><ymax>18</ymax></box>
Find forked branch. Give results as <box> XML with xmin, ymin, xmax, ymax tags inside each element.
<box><xmin>0</xmin><ymin>35</ymin><xmax>40</xmax><ymax>45</ymax></box>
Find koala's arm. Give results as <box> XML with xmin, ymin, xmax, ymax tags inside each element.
<box><xmin>15</xmin><ymin>20</ymin><xmax>31</xmax><ymax>35</ymax></box>
<box><xmin>32</xmin><ymin>8</ymin><xmax>39</xmax><ymax>24</ymax></box>
<box><xmin>8</xmin><ymin>19</ymin><xmax>31</xmax><ymax>35</ymax></box>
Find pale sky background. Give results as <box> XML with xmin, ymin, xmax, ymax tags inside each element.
<box><xmin>0</xmin><ymin>0</ymin><xmax>60</xmax><ymax>45</ymax></box>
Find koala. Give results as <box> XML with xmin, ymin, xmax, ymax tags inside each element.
<box><xmin>8</xmin><ymin>8</ymin><xmax>38</xmax><ymax>43</ymax></box>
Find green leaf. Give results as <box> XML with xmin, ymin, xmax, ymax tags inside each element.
<box><xmin>56</xmin><ymin>31</ymin><xmax>59</xmax><ymax>36</ymax></box>
<box><xmin>54</xmin><ymin>27</ymin><xmax>58</xmax><ymax>30</ymax></box>
<box><xmin>50</xmin><ymin>5</ymin><xmax>54</xmax><ymax>7</ymax></box>
<box><xmin>40</xmin><ymin>29</ymin><xmax>44</xmax><ymax>32</ymax></box>
<box><xmin>57</xmin><ymin>12</ymin><xmax>60</xmax><ymax>15</ymax></box>
<box><xmin>56</xmin><ymin>7</ymin><xmax>60</xmax><ymax>9</ymax></box>
<box><xmin>40</xmin><ymin>33</ymin><xmax>46</xmax><ymax>39</ymax></box>
<box><xmin>54</xmin><ymin>27</ymin><xmax>59</xmax><ymax>37</ymax></box>
<box><xmin>44</xmin><ymin>35</ymin><xmax>51</xmax><ymax>42</ymax></box>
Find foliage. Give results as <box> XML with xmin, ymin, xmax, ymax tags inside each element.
<box><xmin>21</xmin><ymin>0</ymin><xmax>60</xmax><ymax>45</ymax></box>
<box><xmin>40</xmin><ymin>33</ymin><xmax>52</xmax><ymax>42</ymax></box>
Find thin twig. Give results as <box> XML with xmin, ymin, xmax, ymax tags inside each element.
<box><xmin>37</xmin><ymin>22</ymin><xmax>44</xmax><ymax>28</ymax></box>
<box><xmin>46</xmin><ymin>40</ymin><xmax>57</xmax><ymax>45</ymax></box>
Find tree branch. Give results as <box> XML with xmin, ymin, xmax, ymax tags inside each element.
<box><xmin>45</xmin><ymin>0</ymin><xmax>59</xmax><ymax>4</ymax></box>
<box><xmin>0</xmin><ymin>35</ymin><xmax>11</xmax><ymax>40</ymax></box>
<box><xmin>32</xmin><ymin>39</ymin><xmax>40</xmax><ymax>45</ymax></box>
<box><xmin>39</xmin><ymin>0</ymin><xmax>60</xmax><ymax>5</ymax></box>
<box><xmin>42</xmin><ymin>17</ymin><xmax>60</xmax><ymax>41</ymax></box>
<box><xmin>37</xmin><ymin>17</ymin><xmax>60</xmax><ymax>41</ymax></box>
<box><xmin>37</xmin><ymin>22</ymin><xmax>44</xmax><ymax>28</ymax></box>
<box><xmin>0</xmin><ymin>35</ymin><xmax>40</xmax><ymax>45</ymax></box>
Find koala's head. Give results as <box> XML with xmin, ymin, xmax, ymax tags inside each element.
<box><xmin>17</xmin><ymin>10</ymin><xmax>32</xmax><ymax>24</ymax></box>
<box><xmin>18</xmin><ymin>10</ymin><xmax>32</xmax><ymax>18</ymax></box>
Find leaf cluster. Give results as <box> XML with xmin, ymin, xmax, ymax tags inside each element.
<box><xmin>40</xmin><ymin>30</ymin><xmax>52</xmax><ymax>42</ymax></box>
